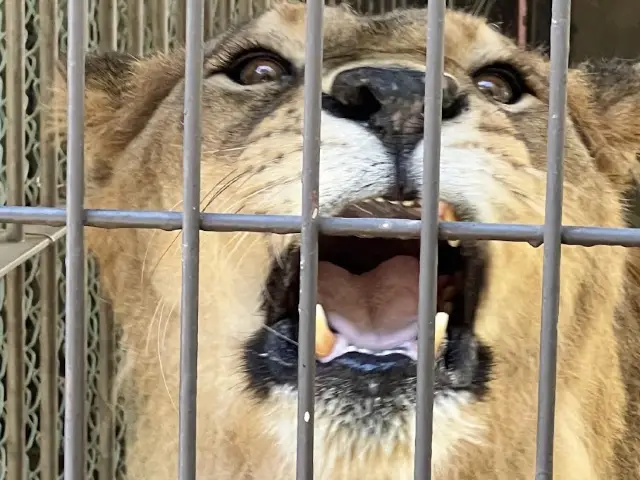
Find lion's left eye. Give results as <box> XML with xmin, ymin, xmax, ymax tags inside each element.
<box><xmin>472</xmin><ymin>64</ymin><xmax>528</xmax><ymax>105</ymax></box>
<box><xmin>226</xmin><ymin>50</ymin><xmax>294</xmax><ymax>86</ymax></box>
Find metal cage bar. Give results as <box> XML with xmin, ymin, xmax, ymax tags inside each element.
<box><xmin>5</xmin><ymin>0</ymin><xmax>27</xmax><ymax>478</ymax></box>
<box><xmin>97</xmin><ymin>302</ymin><xmax>116</xmax><ymax>479</ymax></box>
<box><xmin>39</xmin><ymin>0</ymin><xmax>61</xmax><ymax>477</ymax></box>
<box><xmin>5</xmin><ymin>207</ymin><xmax>640</xmax><ymax>247</ymax></box>
<box><xmin>64</xmin><ymin>0</ymin><xmax>88</xmax><ymax>478</ymax></box>
<box><xmin>128</xmin><ymin>0</ymin><xmax>145</xmax><ymax>55</ymax></box>
<box><xmin>152</xmin><ymin>0</ymin><xmax>170</xmax><ymax>52</ymax></box>
<box><xmin>204</xmin><ymin>0</ymin><xmax>218</xmax><ymax>41</ymax></box>
<box><xmin>176</xmin><ymin>0</ymin><xmax>188</xmax><ymax>45</ymax></box>
<box><xmin>415</xmin><ymin>1</ymin><xmax>446</xmax><ymax>478</ymax></box>
<box><xmin>535</xmin><ymin>0</ymin><xmax>572</xmax><ymax>477</ymax></box>
<box><xmin>296</xmin><ymin>0</ymin><xmax>325</xmax><ymax>477</ymax></box>
<box><xmin>99</xmin><ymin>0</ymin><xmax>118</xmax><ymax>52</ymax></box>
<box><xmin>178</xmin><ymin>0</ymin><xmax>204</xmax><ymax>477</ymax></box>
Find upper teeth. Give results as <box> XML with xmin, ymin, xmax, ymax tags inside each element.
<box><xmin>369</xmin><ymin>197</ymin><xmax>421</xmax><ymax>208</ymax></box>
<box><xmin>362</xmin><ymin>197</ymin><xmax>461</xmax><ymax>248</ymax></box>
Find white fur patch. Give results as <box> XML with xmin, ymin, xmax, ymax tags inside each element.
<box><xmin>317</xmin><ymin>111</ymin><xmax>500</xmax><ymax>223</ymax></box>
<box><xmin>409</xmin><ymin>122</ymin><xmax>500</xmax><ymax>223</ymax></box>
<box><xmin>265</xmin><ymin>387</ymin><xmax>485</xmax><ymax>479</ymax></box>
<box><xmin>317</xmin><ymin>112</ymin><xmax>395</xmax><ymax>214</ymax></box>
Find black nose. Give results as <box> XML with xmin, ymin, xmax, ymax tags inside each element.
<box><xmin>322</xmin><ymin>66</ymin><xmax>464</xmax><ymax>200</ymax></box>
<box><xmin>323</xmin><ymin>66</ymin><xmax>462</xmax><ymax>145</ymax></box>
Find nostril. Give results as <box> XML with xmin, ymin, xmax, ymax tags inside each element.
<box><xmin>322</xmin><ymin>86</ymin><xmax>382</xmax><ymax>122</ymax></box>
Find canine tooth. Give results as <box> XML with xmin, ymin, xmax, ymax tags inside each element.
<box><xmin>447</xmin><ymin>239</ymin><xmax>461</xmax><ymax>248</ymax></box>
<box><xmin>434</xmin><ymin>311</ymin><xmax>449</xmax><ymax>355</ymax></box>
<box><xmin>389</xmin><ymin>200</ymin><xmax>401</xmax><ymax>205</ymax></box>
<box><xmin>439</xmin><ymin>201</ymin><xmax>458</xmax><ymax>222</ymax></box>
<box><xmin>315</xmin><ymin>304</ymin><xmax>336</xmax><ymax>358</ymax></box>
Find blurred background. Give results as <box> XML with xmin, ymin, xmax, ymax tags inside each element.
<box><xmin>0</xmin><ymin>0</ymin><xmax>637</xmax><ymax>479</ymax></box>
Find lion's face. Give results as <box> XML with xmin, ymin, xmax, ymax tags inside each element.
<box><xmin>56</xmin><ymin>3</ymin><xmax>639</xmax><ymax>478</ymax></box>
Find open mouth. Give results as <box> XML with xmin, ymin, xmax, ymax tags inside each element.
<box><xmin>244</xmin><ymin>196</ymin><xmax>490</xmax><ymax>402</ymax></box>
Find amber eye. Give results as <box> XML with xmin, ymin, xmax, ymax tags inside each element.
<box><xmin>227</xmin><ymin>51</ymin><xmax>293</xmax><ymax>86</ymax></box>
<box><xmin>472</xmin><ymin>64</ymin><xmax>527</xmax><ymax>105</ymax></box>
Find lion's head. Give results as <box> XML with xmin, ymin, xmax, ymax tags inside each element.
<box><xmin>51</xmin><ymin>3</ymin><xmax>640</xmax><ymax>479</ymax></box>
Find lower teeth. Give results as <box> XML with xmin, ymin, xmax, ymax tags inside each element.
<box><xmin>343</xmin><ymin>345</ymin><xmax>412</xmax><ymax>357</ymax></box>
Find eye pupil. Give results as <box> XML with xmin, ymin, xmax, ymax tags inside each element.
<box><xmin>476</xmin><ymin>76</ymin><xmax>512</xmax><ymax>103</ymax></box>
<box><xmin>241</xmin><ymin>61</ymin><xmax>281</xmax><ymax>84</ymax></box>
<box><xmin>227</xmin><ymin>52</ymin><xmax>292</xmax><ymax>86</ymax></box>
<box><xmin>473</xmin><ymin>65</ymin><xmax>526</xmax><ymax>105</ymax></box>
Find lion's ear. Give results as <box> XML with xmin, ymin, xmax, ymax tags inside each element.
<box><xmin>569</xmin><ymin>59</ymin><xmax>640</xmax><ymax>188</ymax></box>
<box><xmin>47</xmin><ymin>50</ymin><xmax>184</xmax><ymax>157</ymax></box>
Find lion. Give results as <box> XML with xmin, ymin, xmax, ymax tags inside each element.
<box><xmin>50</xmin><ymin>2</ymin><xmax>640</xmax><ymax>479</ymax></box>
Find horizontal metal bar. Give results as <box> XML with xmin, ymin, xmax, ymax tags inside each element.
<box><xmin>0</xmin><ymin>226</ymin><xmax>67</xmax><ymax>278</ymax></box>
<box><xmin>0</xmin><ymin>206</ymin><xmax>639</xmax><ymax>246</ymax></box>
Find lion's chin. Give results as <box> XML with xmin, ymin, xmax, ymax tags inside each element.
<box><xmin>257</xmin><ymin>387</ymin><xmax>485</xmax><ymax>480</ymax></box>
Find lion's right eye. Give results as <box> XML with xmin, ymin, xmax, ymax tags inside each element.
<box><xmin>472</xmin><ymin>63</ymin><xmax>530</xmax><ymax>105</ymax></box>
<box><xmin>226</xmin><ymin>51</ymin><xmax>294</xmax><ymax>86</ymax></box>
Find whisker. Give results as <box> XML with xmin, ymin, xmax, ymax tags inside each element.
<box><xmin>260</xmin><ymin>323</ymin><xmax>300</xmax><ymax>347</ymax></box>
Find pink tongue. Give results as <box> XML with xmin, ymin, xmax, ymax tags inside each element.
<box><xmin>317</xmin><ymin>256</ymin><xmax>420</xmax><ymax>350</ymax></box>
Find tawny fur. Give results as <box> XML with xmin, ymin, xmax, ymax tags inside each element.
<box><xmin>48</xmin><ymin>3</ymin><xmax>640</xmax><ymax>479</ymax></box>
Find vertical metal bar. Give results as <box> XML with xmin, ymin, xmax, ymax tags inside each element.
<box><xmin>39</xmin><ymin>0</ymin><xmax>60</xmax><ymax>477</ymax></box>
<box><xmin>517</xmin><ymin>0</ymin><xmax>528</xmax><ymax>47</ymax></box>
<box><xmin>204</xmin><ymin>0</ymin><xmax>217</xmax><ymax>40</ymax></box>
<box><xmin>6</xmin><ymin>0</ymin><xmax>25</xmax><ymax>244</ymax></box>
<box><xmin>152</xmin><ymin>0</ymin><xmax>169</xmax><ymax>52</ymax></box>
<box><xmin>127</xmin><ymin>0</ymin><xmax>145</xmax><ymax>55</ymax></box>
<box><xmin>39</xmin><ymin>244</ymin><xmax>59</xmax><ymax>480</ymax></box>
<box><xmin>237</xmin><ymin>0</ymin><xmax>252</xmax><ymax>23</ymax></box>
<box><xmin>296</xmin><ymin>0</ymin><xmax>324</xmax><ymax>478</ymax></box>
<box><xmin>414</xmin><ymin>1</ymin><xmax>446</xmax><ymax>479</ymax></box>
<box><xmin>65</xmin><ymin>0</ymin><xmax>88</xmax><ymax>477</ymax></box>
<box><xmin>5</xmin><ymin>267</ymin><xmax>25</xmax><ymax>480</ymax></box>
<box><xmin>6</xmin><ymin>0</ymin><xmax>26</xmax><ymax>478</ymax></box>
<box><xmin>530</xmin><ymin>0</ymin><xmax>539</xmax><ymax>48</ymax></box>
<box><xmin>178</xmin><ymin>0</ymin><xmax>204</xmax><ymax>477</ymax></box>
<box><xmin>534</xmin><ymin>0</ymin><xmax>571</xmax><ymax>478</ymax></box>
<box><xmin>99</xmin><ymin>0</ymin><xmax>118</xmax><ymax>52</ymax></box>
<box><xmin>176</xmin><ymin>0</ymin><xmax>187</xmax><ymax>45</ymax></box>
<box><xmin>97</xmin><ymin>302</ymin><xmax>115</xmax><ymax>480</ymax></box>
<box><xmin>218</xmin><ymin>0</ymin><xmax>229</xmax><ymax>35</ymax></box>
<box><xmin>228</xmin><ymin>0</ymin><xmax>237</xmax><ymax>27</ymax></box>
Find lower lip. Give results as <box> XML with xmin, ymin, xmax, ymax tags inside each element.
<box><xmin>327</xmin><ymin>351</ymin><xmax>414</xmax><ymax>373</ymax></box>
